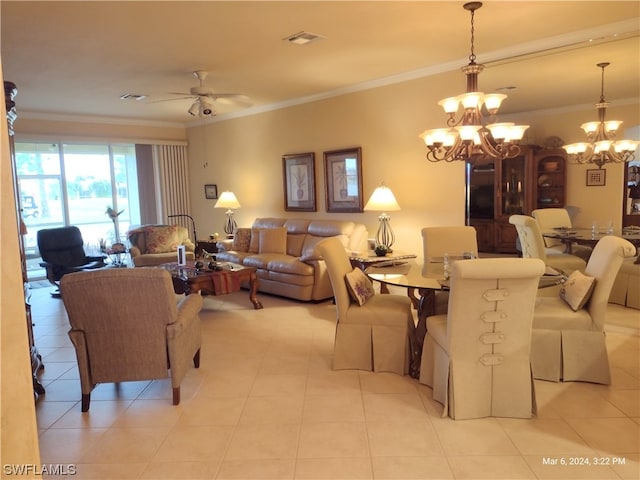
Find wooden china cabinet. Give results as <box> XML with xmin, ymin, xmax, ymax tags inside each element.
<box><xmin>5</xmin><ymin>81</ymin><xmax>45</xmax><ymax>399</ymax></box>
<box><xmin>466</xmin><ymin>145</ymin><xmax>567</xmax><ymax>253</ymax></box>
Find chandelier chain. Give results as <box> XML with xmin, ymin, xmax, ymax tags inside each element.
<box><xmin>469</xmin><ymin>7</ymin><xmax>476</xmax><ymax>64</ymax></box>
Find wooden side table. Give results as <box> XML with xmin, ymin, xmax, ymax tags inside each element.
<box><xmin>195</xmin><ymin>240</ymin><xmax>219</xmax><ymax>256</ymax></box>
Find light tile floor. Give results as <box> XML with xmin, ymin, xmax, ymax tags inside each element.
<box><xmin>32</xmin><ymin>285</ymin><xmax>639</xmax><ymax>479</ymax></box>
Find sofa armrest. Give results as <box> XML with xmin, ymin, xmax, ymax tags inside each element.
<box><xmin>217</xmin><ymin>239</ymin><xmax>233</xmax><ymax>252</ymax></box>
<box><xmin>182</xmin><ymin>238</ymin><xmax>195</xmax><ymax>252</ymax></box>
<box><xmin>129</xmin><ymin>246</ymin><xmax>142</xmax><ymax>258</ymax></box>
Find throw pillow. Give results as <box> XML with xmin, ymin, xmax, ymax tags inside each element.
<box><xmin>144</xmin><ymin>225</ymin><xmax>179</xmax><ymax>254</ymax></box>
<box><xmin>345</xmin><ymin>267</ymin><xmax>375</xmax><ymax>306</ymax></box>
<box><xmin>249</xmin><ymin>228</ymin><xmax>261</xmax><ymax>253</ymax></box>
<box><xmin>232</xmin><ymin>228</ymin><xmax>252</xmax><ymax>252</ymax></box>
<box><xmin>560</xmin><ymin>270</ymin><xmax>596</xmax><ymax>311</ymax></box>
<box><xmin>259</xmin><ymin>227</ymin><xmax>287</xmax><ymax>254</ymax></box>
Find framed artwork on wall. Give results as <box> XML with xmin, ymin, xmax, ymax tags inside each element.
<box><xmin>586</xmin><ymin>169</ymin><xmax>606</xmax><ymax>186</ymax></box>
<box><xmin>323</xmin><ymin>147</ymin><xmax>363</xmax><ymax>213</ymax></box>
<box><xmin>282</xmin><ymin>152</ymin><xmax>316</xmax><ymax>212</ymax></box>
<box><xmin>204</xmin><ymin>184</ymin><xmax>218</xmax><ymax>199</ymax></box>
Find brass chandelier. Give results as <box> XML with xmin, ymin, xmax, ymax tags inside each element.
<box><xmin>563</xmin><ymin>62</ymin><xmax>638</xmax><ymax>168</ymax></box>
<box><xmin>419</xmin><ymin>2</ymin><xmax>529</xmax><ymax>162</ymax></box>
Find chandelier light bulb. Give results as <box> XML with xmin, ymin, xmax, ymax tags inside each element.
<box><xmin>484</xmin><ymin>93</ymin><xmax>507</xmax><ymax>113</ymax></box>
<box><xmin>438</xmin><ymin>97</ymin><xmax>460</xmax><ymax>114</ymax></box>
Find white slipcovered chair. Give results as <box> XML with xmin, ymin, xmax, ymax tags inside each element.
<box><xmin>420</xmin><ymin>257</ymin><xmax>545</xmax><ymax>419</ymax></box>
<box><xmin>421</xmin><ymin>226</ymin><xmax>478</xmax><ymax>315</ymax></box>
<box><xmin>530</xmin><ymin>235</ymin><xmax>636</xmax><ymax>384</ymax></box>
<box><xmin>509</xmin><ymin>214</ymin><xmax>586</xmax><ymax>274</ymax></box>
<box><xmin>531</xmin><ymin>208</ymin><xmax>592</xmax><ymax>261</ymax></box>
<box><xmin>318</xmin><ymin>237</ymin><xmax>414</xmax><ymax>375</ymax></box>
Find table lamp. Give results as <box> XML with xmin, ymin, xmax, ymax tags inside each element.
<box><xmin>214</xmin><ymin>191</ymin><xmax>241</xmax><ymax>237</ymax></box>
<box><xmin>364</xmin><ymin>183</ymin><xmax>400</xmax><ymax>251</ymax></box>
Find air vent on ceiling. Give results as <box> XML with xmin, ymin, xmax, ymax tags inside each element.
<box><xmin>119</xmin><ymin>93</ymin><xmax>147</xmax><ymax>101</ymax></box>
<box><xmin>283</xmin><ymin>31</ymin><xmax>324</xmax><ymax>45</ymax></box>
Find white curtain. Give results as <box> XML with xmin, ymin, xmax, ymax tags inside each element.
<box><xmin>152</xmin><ymin>144</ymin><xmax>191</xmax><ymax>231</ymax></box>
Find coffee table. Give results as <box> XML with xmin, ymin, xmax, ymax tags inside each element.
<box><xmin>160</xmin><ymin>261</ymin><xmax>263</xmax><ymax>309</ymax></box>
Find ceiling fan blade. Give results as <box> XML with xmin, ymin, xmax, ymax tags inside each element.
<box><xmin>212</xmin><ymin>94</ymin><xmax>252</xmax><ymax>107</ymax></box>
<box><xmin>147</xmin><ymin>96</ymin><xmax>195</xmax><ymax>104</ymax></box>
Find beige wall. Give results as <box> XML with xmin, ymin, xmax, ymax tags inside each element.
<box><xmin>187</xmin><ymin>70</ymin><xmax>640</xmax><ymax>261</ymax></box>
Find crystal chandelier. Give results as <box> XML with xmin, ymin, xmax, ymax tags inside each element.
<box><xmin>563</xmin><ymin>62</ymin><xmax>639</xmax><ymax>168</ymax></box>
<box><xmin>419</xmin><ymin>2</ymin><xmax>529</xmax><ymax>163</ymax></box>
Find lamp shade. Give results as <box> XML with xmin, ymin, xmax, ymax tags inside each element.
<box><xmin>364</xmin><ymin>185</ymin><xmax>400</xmax><ymax>212</ymax></box>
<box><xmin>214</xmin><ymin>191</ymin><xmax>241</xmax><ymax>209</ymax></box>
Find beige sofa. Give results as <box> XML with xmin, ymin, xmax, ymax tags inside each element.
<box><xmin>216</xmin><ymin>217</ymin><xmax>368</xmax><ymax>302</ymax></box>
<box><xmin>127</xmin><ymin>224</ymin><xmax>195</xmax><ymax>267</ymax></box>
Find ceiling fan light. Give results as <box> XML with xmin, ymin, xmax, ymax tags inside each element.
<box><xmin>188</xmin><ymin>100</ymin><xmax>199</xmax><ymax>116</ymax></box>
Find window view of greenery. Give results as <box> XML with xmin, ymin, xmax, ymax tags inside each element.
<box><xmin>16</xmin><ymin>142</ymin><xmax>141</xmax><ymax>280</ymax></box>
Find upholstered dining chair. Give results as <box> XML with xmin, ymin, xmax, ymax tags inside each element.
<box><xmin>530</xmin><ymin>235</ymin><xmax>635</xmax><ymax>384</ymax></box>
<box><xmin>421</xmin><ymin>226</ymin><xmax>478</xmax><ymax>314</ymax></box>
<box><xmin>531</xmin><ymin>208</ymin><xmax>592</xmax><ymax>261</ymax></box>
<box><xmin>509</xmin><ymin>214</ymin><xmax>586</xmax><ymax>275</ymax></box>
<box><xmin>318</xmin><ymin>237</ymin><xmax>414</xmax><ymax>375</ymax></box>
<box><xmin>60</xmin><ymin>268</ymin><xmax>203</xmax><ymax>411</ymax></box>
<box><xmin>420</xmin><ymin>257</ymin><xmax>545</xmax><ymax>420</ymax></box>
<box><xmin>37</xmin><ymin>225</ymin><xmax>107</xmax><ymax>296</ymax></box>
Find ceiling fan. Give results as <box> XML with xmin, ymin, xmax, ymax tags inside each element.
<box><xmin>153</xmin><ymin>70</ymin><xmax>251</xmax><ymax>117</ymax></box>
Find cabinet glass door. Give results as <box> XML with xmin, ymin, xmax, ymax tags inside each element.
<box><xmin>500</xmin><ymin>156</ymin><xmax>525</xmax><ymax>215</ymax></box>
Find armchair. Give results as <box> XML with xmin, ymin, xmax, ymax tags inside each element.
<box><xmin>420</xmin><ymin>258</ymin><xmax>545</xmax><ymax>419</ymax></box>
<box><xmin>508</xmin><ymin>214</ymin><xmax>586</xmax><ymax>275</ymax></box>
<box><xmin>60</xmin><ymin>268</ymin><xmax>203</xmax><ymax>411</ymax></box>
<box><xmin>37</xmin><ymin>226</ymin><xmax>107</xmax><ymax>296</ymax></box>
<box><xmin>530</xmin><ymin>235</ymin><xmax>635</xmax><ymax>384</ymax></box>
<box><xmin>318</xmin><ymin>237</ymin><xmax>414</xmax><ymax>375</ymax></box>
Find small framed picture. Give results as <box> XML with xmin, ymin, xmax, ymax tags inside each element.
<box><xmin>283</xmin><ymin>152</ymin><xmax>316</xmax><ymax>212</ymax></box>
<box><xmin>586</xmin><ymin>169</ymin><xmax>606</xmax><ymax>186</ymax></box>
<box><xmin>204</xmin><ymin>184</ymin><xmax>218</xmax><ymax>199</ymax></box>
<box><xmin>324</xmin><ymin>147</ymin><xmax>363</xmax><ymax>213</ymax></box>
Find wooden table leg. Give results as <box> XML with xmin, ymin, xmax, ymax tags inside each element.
<box><xmin>248</xmin><ymin>270</ymin><xmax>263</xmax><ymax>309</ymax></box>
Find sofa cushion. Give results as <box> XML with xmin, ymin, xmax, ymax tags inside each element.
<box><xmin>345</xmin><ymin>267</ymin><xmax>375</xmax><ymax>306</ymax></box>
<box><xmin>259</xmin><ymin>227</ymin><xmax>287</xmax><ymax>254</ymax></box>
<box><xmin>560</xmin><ymin>270</ymin><xmax>596</xmax><ymax>311</ymax></box>
<box><xmin>287</xmin><ymin>234</ymin><xmax>306</xmax><ymax>257</ymax></box>
<box><xmin>232</xmin><ymin>228</ymin><xmax>252</xmax><ymax>252</ymax></box>
<box><xmin>144</xmin><ymin>225</ymin><xmax>179</xmax><ymax>254</ymax></box>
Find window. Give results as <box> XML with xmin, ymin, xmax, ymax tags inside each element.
<box><xmin>15</xmin><ymin>142</ymin><xmax>141</xmax><ymax>280</ymax></box>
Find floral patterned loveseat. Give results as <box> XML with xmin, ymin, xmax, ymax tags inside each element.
<box><xmin>127</xmin><ymin>224</ymin><xmax>195</xmax><ymax>267</ymax></box>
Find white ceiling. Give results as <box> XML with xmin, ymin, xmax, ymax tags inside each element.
<box><xmin>1</xmin><ymin>1</ymin><xmax>639</xmax><ymax>127</ymax></box>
